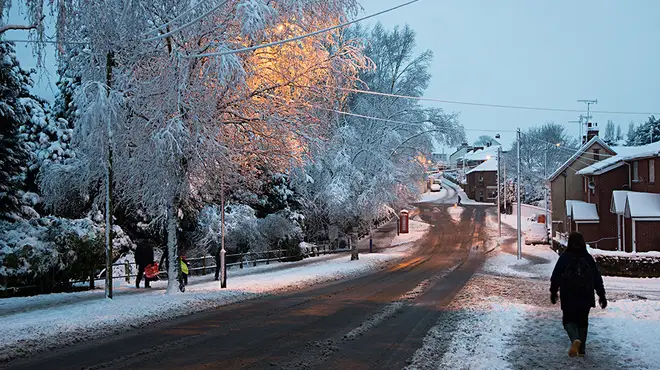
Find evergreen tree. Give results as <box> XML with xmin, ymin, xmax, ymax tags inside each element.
<box><xmin>0</xmin><ymin>42</ymin><xmax>30</xmax><ymax>220</ymax></box>
<box><xmin>603</xmin><ymin>120</ymin><xmax>616</xmax><ymax>145</ymax></box>
<box><xmin>629</xmin><ymin>116</ymin><xmax>660</xmax><ymax>146</ymax></box>
<box><xmin>53</xmin><ymin>63</ymin><xmax>81</xmax><ymax>123</ymax></box>
<box><xmin>616</xmin><ymin>124</ymin><xmax>623</xmax><ymax>141</ymax></box>
<box><xmin>627</xmin><ymin>121</ymin><xmax>636</xmax><ymax>146</ymax></box>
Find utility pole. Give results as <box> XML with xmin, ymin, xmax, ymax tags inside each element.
<box><xmin>544</xmin><ymin>149</ymin><xmax>549</xmax><ymax>241</ymax></box>
<box><xmin>578</xmin><ymin>99</ymin><xmax>598</xmax><ymax>142</ymax></box>
<box><xmin>516</xmin><ymin>128</ymin><xmax>522</xmax><ymax>260</ymax></box>
<box><xmin>497</xmin><ymin>146</ymin><xmax>502</xmax><ymax>237</ymax></box>
<box><xmin>220</xmin><ymin>179</ymin><xmax>227</xmax><ymax>288</ymax></box>
<box><xmin>503</xmin><ymin>159</ymin><xmax>507</xmax><ymax>214</ymax></box>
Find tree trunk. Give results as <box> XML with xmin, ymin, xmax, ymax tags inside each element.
<box><xmin>350</xmin><ymin>233</ymin><xmax>359</xmax><ymax>261</ymax></box>
<box><xmin>105</xmin><ymin>51</ymin><xmax>114</xmax><ymax>299</ymax></box>
<box><xmin>166</xmin><ymin>205</ymin><xmax>179</xmax><ymax>294</ymax></box>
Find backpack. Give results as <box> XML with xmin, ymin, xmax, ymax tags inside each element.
<box><xmin>561</xmin><ymin>256</ymin><xmax>593</xmax><ymax>292</ymax></box>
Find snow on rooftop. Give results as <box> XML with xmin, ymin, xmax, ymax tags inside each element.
<box><xmin>571</xmin><ymin>201</ymin><xmax>599</xmax><ymax>222</ymax></box>
<box><xmin>565</xmin><ymin>200</ymin><xmax>582</xmax><ymax>217</ymax></box>
<box><xmin>463</xmin><ymin>145</ymin><xmax>500</xmax><ymax>162</ymax></box>
<box><xmin>611</xmin><ymin>190</ymin><xmax>631</xmax><ymax>215</ymax></box>
<box><xmin>466</xmin><ymin>157</ymin><xmax>498</xmax><ymax>174</ymax></box>
<box><xmin>549</xmin><ymin>136</ymin><xmax>613</xmax><ymax>181</ymax></box>
<box><xmin>625</xmin><ymin>192</ymin><xmax>660</xmax><ymax>218</ymax></box>
<box><xmin>578</xmin><ymin>141</ymin><xmax>660</xmax><ymax>175</ymax></box>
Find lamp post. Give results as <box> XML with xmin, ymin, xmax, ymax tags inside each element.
<box><xmin>220</xmin><ymin>180</ymin><xmax>227</xmax><ymax>288</ymax></box>
<box><xmin>516</xmin><ymin>128</ymin><xmax>522</xmax><ymax>260</ymax></box>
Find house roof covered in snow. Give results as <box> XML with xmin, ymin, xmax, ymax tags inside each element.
<box><xmin>565</xmin><ymin>200</ymin><xmax>581</xmax><ymax>217</ymax></box>
<box><xmin>463</xmin><ymin>145</ymin><xmax>500</xmax><ymax>162</ymax></box>
<box><xmin>466</xmin><ymin>157</ymin><xmax>498</xmax><ymax>174</ymax></box>
<box><xmin>611</xmin><ymin>190</ymin><xmax>631</xmax><ymax>215</ymax></box>
<box><xmin>624</xmin><ymin>192</ymin><xmax>660</xmax><ymax>219</ymax></box>
<box><xmin>549</xmin><ymin>136</ymin><xmax>615</xmax><ymax>181</ymax></box>
<box><xmin>571</xmin><ymin>201</ymin><xmax>599</xmax><ymax>222</ymax></box>
<box><xmin>577</xmin><ymin>141</ymin><xmax>660</xmax><ymax>176</ymax></box>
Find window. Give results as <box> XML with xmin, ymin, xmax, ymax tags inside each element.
<box><xmin>487</xmin><ymin>186</ymin><xmax>498</xmax><ymax>199</ymax></box>
<box><xmin>593</xmin><ymin>149</ymin><xmax>600</xmax><ymax>161</ymax></box>
<box><xmin>633</xmin><ymin>161</ymin><xmax>640</xmax><ymax>182</ymax></box>
<box><xmin>651</xmin><ymin>159</ymin><xmax>655</xmax><ymax>184</ymax></box>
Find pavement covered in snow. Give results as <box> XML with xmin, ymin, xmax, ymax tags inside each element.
<box><xmin>0</xmin><ymin>220</ymin><xmax>431</xmax><ymax>363</ymax></box>
<box><xmin>442</xmin><ymin>179</ymin><xmax>494</xmax><ymax>206</ymax></box>
<box><xmin>407</xmin><ymin>210</ymin><xmax>660</xmax><ymax>369</ymax></box>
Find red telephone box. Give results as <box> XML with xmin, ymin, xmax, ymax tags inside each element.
<box><xmin>400</xmin><ymin>210</ymin><xmax>409</xmax><ymax>234</ymax></box>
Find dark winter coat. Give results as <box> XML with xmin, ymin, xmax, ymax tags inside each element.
<box><xmin>135</xmin><ymin>243</ymin><xmax>155</xmax><ymax>269</ymax></box>
<box><xmin>550</xmin><ymin>245</ymin><xmax>605</xmax><ymax>311</ymax></box>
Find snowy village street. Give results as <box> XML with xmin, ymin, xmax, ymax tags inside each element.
<box><xmin>4</xmin><ymin>1</ymin><xmax>660</xmax><ymax>370</ymax></box>
<box><xmin>4</xmin><ymin>192</ymin><xmax>492</xmax><ymax>370</ymax></box>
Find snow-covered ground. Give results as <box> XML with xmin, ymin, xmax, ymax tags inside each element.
<box><xmin>418</xmin><ymin>188</ymin><xmax>448</xmax><ymax>203</ymax></box>
<box><xmin>408</xmin><ymin>215</ymin><xmax>660</xmax><ymax>369</ymax></box>
<box><xmin>447</xmin><ymin>205</ymin><xmax>464</xmax><ymax>224</ymax></box>
<box><xmin>391</xmin><ymin>219</ymin><xmax>431</xmax><ymax>247</ymax></box>
<box><xmin>0</xmin><ymin>220</ymin><xmax>431</xmax><ymax>363</ymax></box>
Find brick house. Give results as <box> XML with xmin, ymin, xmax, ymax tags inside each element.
<box><xmin>549</xmin><ymin>135</ymin><xmax>615</xmax><ymax>237</ymax></box>
<box><xmin>576</xmin><ymin>141</ymin><xmax>660</xmax><ymax>252</ymax></box>
<box><xmin>466</xmin><ymin>158</ymin><xmax>498</xmax><ymax>203</ymax></box>
<box><xmin>565</xmin><ymin>200</ymin><xmax>600</xmax><ymax>244</ymax></box>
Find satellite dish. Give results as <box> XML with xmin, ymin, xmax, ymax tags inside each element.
<box><xmin>588</xmin><ymin>181</ymin><xmax>596</xmax><ymax>190</ymax></box>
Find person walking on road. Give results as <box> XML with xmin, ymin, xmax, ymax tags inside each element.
<box><xmin>550</xmin><ymin>231</ymin><xmax>607</xmax><ymax>358</ymax></box>
<box><xmin>135</xmin><ymin>243</ymin><xmax>155</xmax><ymax>288</ymax></box>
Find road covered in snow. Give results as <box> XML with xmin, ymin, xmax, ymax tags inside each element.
<box><xmin>6</xmin><ymin>203</ymin><xmax>491</xmax><ymax>370</ymax></box>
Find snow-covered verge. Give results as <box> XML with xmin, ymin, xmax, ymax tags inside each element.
<box><xmin>482</xmin><ymin>244</ymin><xmax>557</xmax><ymax>279</ymax></box>
<box><xmin>390</xmin><ymin>219</ymin><xmax>430</xmax><ymax>247</ymax></box>
<box><xmin>418</xmin><ymin>188</ymin><xmax>449</xmax><ymax>203</ymax></box>
<box><xmin>442</xmin><ymin>179</ymin><xmax>493</xmax><ymax>206</ymax></box>
<box><xmin>0</xmin><ymin>224</ymin><xmax>431</xmax><ymax>363</ymax></box>
<box><xmin>408</xmin><ymin>230</ymin><xmax>660</xmax><ymax>370</ymax></box>
<box><xmin>587</xmin><ymin>247</ymin><xmax>660</xmax><ymax>258</ymax></box>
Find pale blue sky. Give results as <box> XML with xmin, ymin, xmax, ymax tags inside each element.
<box><xmin>6</xmin><ymin>0</ymin><xmax>660</xmax><ymax>148</ymax></box>
<box><xmin>359</xmin><ymin>0</ymin><xmax>660</xmax><ymax>148</ymax></box>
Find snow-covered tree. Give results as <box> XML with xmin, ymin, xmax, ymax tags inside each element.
<box><xmin>627</xmin><ymin>121</ymin><xmax>637</xmax><ymax>146</ymax></box>
<box><xmin>293</xmin><ymin>23</ymin><xmax>464</xmax><ymax>239</ymax></box>
<box><xmin>616</xmin><ymin>123</ymin><xmax>623</xmax><ymax>141</ymax></box>
<box><xmin>603</xmin><ymin>120</ymin><xmax>616</xmax><ymax>145</ymax></box>
<box><xmin>507</xmin><ymin>122</ymin><xmax>575</xmax><ymax>203</ymax></box>
<box><xmin>474</xmin><ymin>135</ymin><xmax>498</xmax><ymax>147</ymax></box>
<box><xmin>627</xmin><ymin>116</ymin><xmax>660</xmax><ymax>146</ymax></box>
<box><xmin>0</xmin><ymin>41</ymin><xmax>30</xmax><ymax>221</ymax></box>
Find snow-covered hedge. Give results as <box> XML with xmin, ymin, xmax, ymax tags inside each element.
<box><xmin>197</xmin><ymin>204</ymin><xmax>304</xmax><ymax>256</ymax></box>
<box><xmin>0</xmin><ymin>214</ymin><xmax>134</xmax><ymax>293</ymax></box>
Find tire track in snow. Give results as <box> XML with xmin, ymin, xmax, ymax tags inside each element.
<box><xmin>343</xmin><ymin>263</ymin><xmax>461</xmax><ymax>341</ymax></box>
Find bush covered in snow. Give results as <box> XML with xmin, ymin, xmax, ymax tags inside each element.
<box><xmin>197</xmin><ymin>203</ymin><xmax>304</xmax><ymax>258</ymax></box>
<box><xmin>0</xmin><ymin>213</ymin><xmax>134</xmax><ymax>293</ymax></box>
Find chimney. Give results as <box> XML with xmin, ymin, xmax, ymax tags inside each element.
<box><xmin>584</xmin><ymin>122</ymin><xmax>600</xmax><ymax>144</ymax></box>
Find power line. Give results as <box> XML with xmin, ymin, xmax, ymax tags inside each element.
<box><xmin>323</xmin><ymin>86</ymin><xmax>660</xmax><ymax>116</ymax></box>
<box><xmin>185</xmin><ymin>0</ymin><xmax>423</xmax><ymax>58</ymax></box>
<box><xmin>141</xmin><ymin>0</ymin><xmax>211</xmax><ymax>36</ymax></box>
<box><xmin>264</xmin><ymin>91</ymin><xmax>508</xmax><ymax>133</ymax></box>
<box><xmin>0</xmin><ymin>38</ymin><xmax>88</xmax><ymax>45</ymax></box>
<box><xmin>143</xmin><ymin>0</ymin><xmax>229</xmax><ymax>43</ymax></box>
